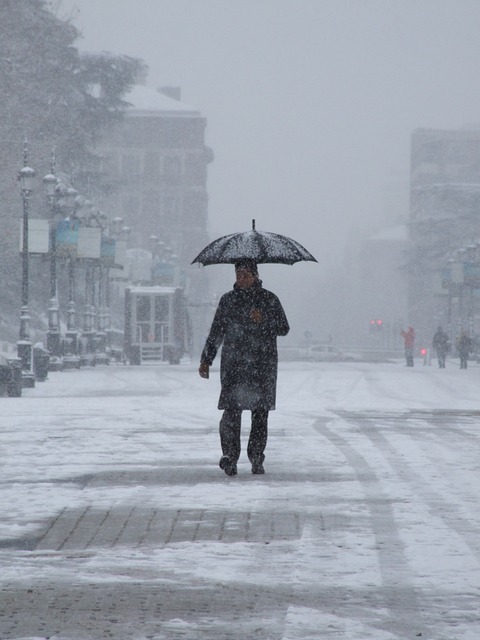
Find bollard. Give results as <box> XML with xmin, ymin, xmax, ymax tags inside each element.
<box><xmin>33</xmin><ymin>345</ymin><xmax>51</xmax><ymax>382</ymax></box>
<box><xmin>420</xmin><ymin>347</ymin><xmax>431</xmax><ymax>366</ymax></box>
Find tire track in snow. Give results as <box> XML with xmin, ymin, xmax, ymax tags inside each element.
<box><xmin>342</xmin><ymin>412</ymin><xmax>480</xmax><ymax>561</ymax></box>
<box><xmin>313</xmin><ymin>416</ymin><xmax>425</xmax><ymax>638</ymax></box>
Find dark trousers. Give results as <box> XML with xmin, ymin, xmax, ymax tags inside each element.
<box><xmin>219</xmin><ymin>408</ymin><xmax>268</xmax><ymax>464</ymax></box>
<box><xmin>436</xmin><ymin>350</ymin><xmax>446</xmax><ymax>368</ymax></box>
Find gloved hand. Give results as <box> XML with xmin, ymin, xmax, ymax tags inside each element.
<box><xmin>199</xmin><ymin>361</ymin><xmax>210</xmax><ymax>379</ymax></box>
<box><xmin>250</xmin><ymin>308</ymin><xmax>263</xmax><ymax>323</ymax></box>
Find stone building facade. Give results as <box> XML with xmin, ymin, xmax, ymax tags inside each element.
<box><xmin>408</xmin><ymin>127</ymin><xmax>480</xmax><ymax>344</ymax></box>
<box><xmin>96</xmin><ymin>83</ymin><xmax>213</xmax><ymax>277</ymax></box>
<box><xmin>93</xmin><ymin>83</ymin><xmax>214</xmax><ymax>352</ymax></box>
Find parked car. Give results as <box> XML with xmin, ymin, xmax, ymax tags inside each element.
<box><xmin>305</xmin><ymin>344</ymin><xmax>344</xmax><ymax>361</ymax></box>
<box><xmin>305</xmin><ymin>344</ymin><xmax>363</xmax><ymax>362</ymax></box>
<box><xmin>278</xmin><ymin>343</ymin><xmax>364</xmax><ymax>363</ymax></box>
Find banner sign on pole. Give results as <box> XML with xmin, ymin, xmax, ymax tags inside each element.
<box><xmin>100</xmin><ymin>235</ymin><xmax>116</xmax><ymax>265</ymax></box>
<box><xmin>152</xmin><ymin>260</ymin><xmax>174</xmax><ymax>283</ymax></box>
<box><xmin>450</xmin><ymin>262</ymin><xmax>464</xmax><ymax>284</ymax></box>
<box><xmin>20</xmin><ymin>219</ymin><xmax>49</xmax><ymax>254</ymax></box>
<box><xmin>56</xmin><ymin>219</ymin><xmax>79</xmax><ymax>257</ymax></box>
<box><xmin>463</xmin><ymin>261</ymin><xmax>480</xmax><ymax>287</ymax></box>
<box><xmin>77</xmin><ymin>226</ymin><xmax>101</xmax><ymax>259</ymax></box>
<box><xmin>111</xmin><ymin>239</ymin><xmax>127</xmax><ymax>275</ymax></box>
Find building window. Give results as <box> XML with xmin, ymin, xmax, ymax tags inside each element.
<box><xmin>162</xmin><ymin>193</ymin><xmax>180</xmax><ymax>225</ymax></box>
<box><xmin>122</xmin><ymin>195</ymin><xmax>139</xmax><ymax>218</ymax></box>
<box><xmin>144</xmin><ymin>151</ymin><xmax>160</xmax><ymax>179</ymax></box>
<box><xmin>163</xmin><ymin>156</ymin><xmax>182</xmax><ymax>178</ymax></box>
<box><xmin>121</xmin><ymin>154</ymin><xmax>141</xmax><ymax>179</ymax></box>
<box><xmin>100</xmin><ymin>152</ymin><xmax>120</xmax><ymax>177</ymax></box>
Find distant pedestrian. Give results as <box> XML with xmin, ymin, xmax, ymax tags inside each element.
<box><xmin>432</xmin><ymin>326</ymin><xmax>449</xmax><ymax>368</ymax></box>
<box><xmin>456</xmin><ymin>330</ymin><xmax>472</xmax><ymax>369</ymax></box>
<box><xmin>401</xmin><ymin>326</ymin><xmax>415</xmax><ymax>367</ymax></box>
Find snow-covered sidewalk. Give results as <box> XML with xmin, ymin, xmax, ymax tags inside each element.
<box><xmin>1</xmin><ymin>360</ymin><xmax>479</xmax><ymax>639</ymax></box>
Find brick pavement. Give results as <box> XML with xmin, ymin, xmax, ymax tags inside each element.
<box><xmin>0</xmin><ymin>468</ymin><xmax>313</xmax><ymax>640</ymax></box>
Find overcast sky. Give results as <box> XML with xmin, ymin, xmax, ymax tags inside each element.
<box><xmin>55</xmin><ymin>1</ymin><xmax>480</xmax><ymax>244</ymax></box>
<box><xmin>53</xmin><ymin>0</ymin><xmax>480</xmax><ymax>338</ymax></box>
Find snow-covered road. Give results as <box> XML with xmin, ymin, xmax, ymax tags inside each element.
<box><xmin>1</xmin><ymin>360</ymin><xmax>479</xmax><ymax>639</ymax></box>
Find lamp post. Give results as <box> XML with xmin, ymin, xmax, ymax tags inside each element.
<box><xmin>78</xmin><ymin>202</ymin><xmax>103</xmax><ymax>366</ymax></box>
<box><xmin>121</xmin><ymin>225</ymin><xmax>131</xmax><ymax>243</ymax></box>
<box><xmin>149</xmin><ymin>234</ymin><xmax>159</xmax><ymax>282</ymax></box>
<box><xmin>104</xmin><ymin>216</ymin><xmax>127</xmax><ymax>355</ymax></box>
<box><xmin>457</xmin><ymin>247</ymin><xmax>467</xmax><ymax>335</ymax></box>
<box><xmin>93</xmin><ymin>209</ymin><xmax>109</xmax><ymax>365</ymax></box>
<box><xmin>57</xmin><ymin>186</ymin><xmax>80</xmax><ymax>369</ymax></box>
<box><xmin>446</xmin><ymin>257</ymin><xmax>455</xmax><ymax>341</ymax></box>
<box><xmin>151</xmin><ymin>241</ymin><xmax>175</xmax><ymax>285</ymax></box>
<box><xmin>43</xmin><ymin>169</ymin><xmax>61</xmax><ymax>364</ymax></box>
<box><xmin>17</xmin><ymin>151</ymin><xmax>36</xmax><ymax>387</ymax></box>
<box><xmin>465</xmin><ymin>244</ymin><xmax>477</xmax><ymax>338</ymax></box>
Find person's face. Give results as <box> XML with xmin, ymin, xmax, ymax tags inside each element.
<box><xmin>236</xmin><ymin>268</ymin><xmax>256</xmax><ymax>288</ymax></box>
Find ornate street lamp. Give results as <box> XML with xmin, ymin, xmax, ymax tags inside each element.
<box><xmin>77</xmin><ymin>201</ymin><xmax>104</xmax><ymax>366</ymax></box>
<box><xmin>43</xmin><ymin>167</ymin><xmax>61</xmax><ymax>361</ymax></box>
<box><xmin>17</xmin><ymin>148</ymin><xmax>36</xmax><ymax>387</ymax></box>
<box><xmin>57</xmin><ymin>190</ymin><xmax>82</xmax><ymax>369</ymax></box>
<box><xmin>107</xmin><ymin>218</ymin><xmax>124</xmax><ymax>299</ymax></box>
<box><xmin>92</xmin><ymin>209</ymin><xmax>109</xmax><ymax>365</ymax></box>
<box><xmin>64</xmin><ymin>187</ymin><xmax>79</xmax><ymax>218</ymax></box>
<box><xmin>111</xmin><ymin>216</ymin><xmax>124</xmax><ymax>235</ymax></box>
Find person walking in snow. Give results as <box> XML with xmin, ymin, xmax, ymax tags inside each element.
<box><xmin>198</xmin><ymin>259</ymin><xmax>290</xmax><ymax>477</ymax></box>
<box><xmin>401</xmin><ymin>326</ymin><xmax>415</xmax><ymax>367</ymax></box>
<box><xmin>432</xmin><ymin>326</ymin><xmax>449</xmax><ymax>368</ymax></box>
<box><xmin>456</xmin><ymin>330</ymin><xmax>472</xmax><ymax>369</ymax></box>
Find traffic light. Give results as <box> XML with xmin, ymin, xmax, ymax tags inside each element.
<box><xmin>369</xmin><ymin>319</ymin><xmax>383</xmax><ymax>332</ymax></box>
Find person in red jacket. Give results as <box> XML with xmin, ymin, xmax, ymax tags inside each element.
<box><xmin>401</xmin><ymin>326</ymin><xmax>415</xmax><ymax>367</ymax></box>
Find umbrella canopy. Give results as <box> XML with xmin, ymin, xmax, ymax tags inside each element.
<box><xmin>191</xmin><ymin>220</ymin><xmax>317</xmax><ymax>266</ymax></box>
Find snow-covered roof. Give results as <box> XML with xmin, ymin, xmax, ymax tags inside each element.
<box><xmin>124</xmin><ymin>85</ymin><xmax>201</xmax><ymax>118</ymax></box>
<box><xmin>128</xmin><ymin>285</ymin><xmax>178</xmax><ymax>294</ymax></box>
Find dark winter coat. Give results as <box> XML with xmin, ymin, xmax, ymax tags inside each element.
<box><xmin>201</xmin><ymin>281</ymin><xmax>290</xmax><ymax>410</ymax></box>
<box><xmin>456</xmin><ymin>334</ymin><xmax>472</xmax><ymax>357</ymax></box>
<box><xmin>432</xmin><ymin>329</ymin><xmax>449</xmax><ymax>354</ymax></box>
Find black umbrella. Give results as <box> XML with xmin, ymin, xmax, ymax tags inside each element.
<box><xmin>191</xmin><ymin>220</ymin><xmax>317</xmax><ymax>266</ymax></box>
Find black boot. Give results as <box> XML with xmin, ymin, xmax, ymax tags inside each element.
<box><xmin>219</xmin><ymin>455</ymin><xmax>237</xmax><ymax>476</ymax></box>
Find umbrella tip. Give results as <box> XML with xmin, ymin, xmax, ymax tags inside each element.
<box><xmin>252</xmin><ymin>218</ymin><xmax>255</xmax><ymax>230</ymax></box>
